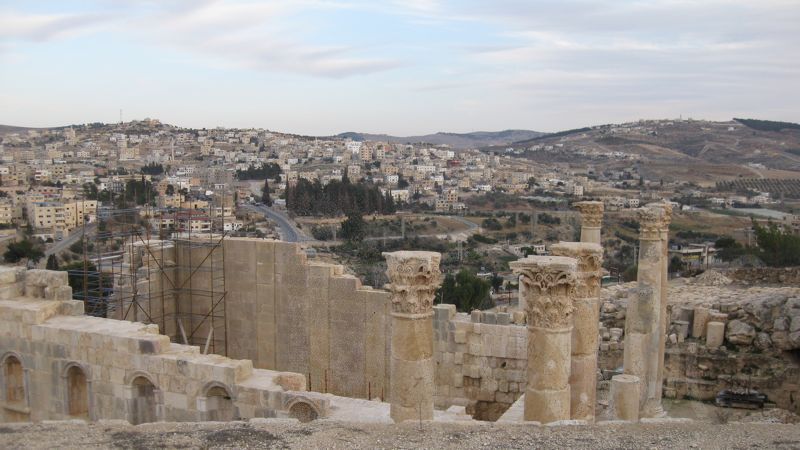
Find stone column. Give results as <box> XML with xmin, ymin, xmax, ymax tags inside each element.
<box><xmin>550</xmin><ymin>242</ymin><xmax>603</xmax><ymax>422</ymax></box>
<box><xmin>610</xmin><ymin>374</ymin><xmax>641</xmax><ymax>422</ymax></box>
<box><xmin>384</xmin><ymin>251</ymin><xmax>442</xmax><ymax>423</ymax></box>
<box><xmin>623</xmin><ymin>206</ymin><xmax>665</xmax><ymax>416</ymax></box>
<box><xmin>649</xmin><ymin>202</ymin><xmax>672</xmax><ymax>416</ymax></box>
<box><xmin>574</xmin><ymin>201</ymin><xmax>604</xmax><ymax>245</ymax></box>
<box><xmin>511</xmin><ymin>255</ymin><xmax>578</xmax><ymax>424</ymax></box>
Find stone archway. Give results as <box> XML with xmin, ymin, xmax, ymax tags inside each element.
<box><xmin>2</xmin><ymin>353</ymin><xmax>28</xmax><ymax>422</ymax></box>
<box><xmin>3</xmin><ymin>355</ymin><xmax>24</xmax><ymax>404</ymax></box>
<box><xmin>287</xmin><ymin>400</ymin><xmax>319</xmax><ymax>423</ymax></box>
<box><xmin>66</xmin><ymin>365</ymin><xmax>89</xmax><ymax>418</ymax></box>
<box><xmin>130</xmin><ymin>376</ymin><xmax>158</xmax><ymax>425</ymax></box>
<box><xmin>205</xmin><ymin>385</ymin><xmax>236</xmax><ymax>421</ymax></box>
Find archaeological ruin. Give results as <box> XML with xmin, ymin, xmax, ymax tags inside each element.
<box><xmin>1</xmin><ymin>200</ymin><xmax>798</xmax><ymax>428</ymax></box>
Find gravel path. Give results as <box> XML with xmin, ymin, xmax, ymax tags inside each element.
<box><xmin>1</xmin><ymin>419</ymin><xmax>799</xmax><ymax>449</ymax></box>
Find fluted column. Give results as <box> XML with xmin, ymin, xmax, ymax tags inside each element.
<box><xmin>574</xmin><ymin>201</ymin><xmax>604</xmax><ymax>245</ymax></box>
<box><xmin>550</xmin><ymin>242</ymin><xmax>603</xmax><ymax>422</ymax></box>
<box><xmin>511</xmin><ymin>255</ymin><xmax>578</xmax><ymax>424</ymax></box>
<box><xmin>384</xmin><ymin>251</ymin><xmax>442</xmax><ymax>423</ymax></box>
<box><xmin>623</xmin><ymin>206</ymin><xmax>665</xmax><ymax>415</ymax></box>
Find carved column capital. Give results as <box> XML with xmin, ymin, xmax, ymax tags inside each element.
<box><xmin>574</xmin><ymin>201</ymin><xmax>604</xmax><ymax>228</ymax></box>
<box><xmin>637</xmin><ymin>207</ymin><xmax>665</xmax><ymax>241</ymax></box>
<box><xmin>550</xmin><ymin>242</ymin><xmax>603</xmax><ymax>298</ymax></box>
<box><xmin>383</xmin><ymin>251</ymin><xmax>442</xmax><ymax>315</ymax></box>
<box><xmin>645</xmin><ymin>201</ymin><xmax>672</xmax><ymax>233</ymax></box>
<box><xmin>511</xmin><ymin>256</ymin><xmax>578</xmax><ymax>328</ymax></box>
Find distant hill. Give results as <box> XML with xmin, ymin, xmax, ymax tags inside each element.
<box><xmin>479</xmin><ymin>118</ymin><xmax>800</xmax><ymax>185</ymax></box>
<box><xmin>334</xmin><ymin>130</ymin><xmax>545</xmax><ymax>149</ymax></box>
<box><xmin>734</xmin><ymin>118</ymin><xmax>800</xmax><ymax>132</ymax></box>
<box><xmin>0</xmin><ymin>125</ymin><xmax>41</xmax><ymax>133</ymax></box>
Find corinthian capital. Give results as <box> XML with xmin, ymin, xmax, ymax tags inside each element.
<box><xmin>637</xmin><ymin>206</ymin><xmax>665</xmax><ymax>241</ymax></box>
<box><xmin>510</xmin><ymin>256</ymin><xmax>578</xmax><ymax>328</ymax></box>
<box><xmin>550</xmin><ymin>242</ymin><xmax>603</xmax><ymax>298</ymax></box>
<box><xmin>383</xmin><ymin>251</ymin><xmax>443</xmax><ymax>315</ymax></box>
<box><xmin>574</xmin><ymin>201</ymin><xmax>604</xmax><ymax>228</ymax></box>
<box><xmin>646</xmin><ymin>201</ymin><xmax>673</xmax><ymax>232</ymax></box>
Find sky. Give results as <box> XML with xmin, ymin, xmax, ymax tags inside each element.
<box><xmin>1</xmin><ymin>0</ymin><xmax>799</xmax><ymax>136</ymax></box>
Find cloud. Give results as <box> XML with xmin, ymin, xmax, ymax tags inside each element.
<box><xmin>0</xmin><ymin>1</ymin><xmax>400</xmax><ymax>78</ymax></box>
<box><xmin>0</xmin><ymin>9</ymin><xmax>108</xmax><ymax>42</ymax></box>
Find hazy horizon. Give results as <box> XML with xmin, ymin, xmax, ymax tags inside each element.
<box><xmin>1</xmin><ymin>1</ymin><xmax>799</xmax><ymax>135</ymax></box>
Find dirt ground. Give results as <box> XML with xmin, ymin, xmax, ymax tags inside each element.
<box><xmin>1</xmin><ymin>419</ymin><xmax>799</xmax><ymax>449</ymax></box>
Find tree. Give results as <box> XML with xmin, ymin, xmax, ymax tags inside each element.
<box><xmin>715</xmin><ymin>236</ymin><xmax>747</xmax><ymax>262</ymax></box>
<box><xmin>46</xmin><ymin>254</ymin><xmax>59</xmax><ymax>270</ymax></box>
<box><xmin>340</xmin><ymin>212</ymin><xmax>366</xmax><ymax>242</ymax></box>
<box><xmin>753</xmin><ymin>221</ymin><xmax>800</xmax><ymax>267</ymax></box>
<box><xmin>490</xmin><ymin>274</ymin><xmax>504</xmax><ymax>292</ymax></box>
<box><xmin>4</xmin><ymin>239</ymin><xmax>44</xmax><ymax>264</ymax></box>
<box><xmin>262</xmin><ymin>178</ymin><xmax>273</xmax><ymax>206</ymax></box>
<box><xmin>437</xmin><ymin>270</ymin><xmax>492</xmax><ymax>312</ymax></box>
<box><xmin>668</xmin><ymin>255</ymin><xmax>685</xmax><ymax>274</ymax></box>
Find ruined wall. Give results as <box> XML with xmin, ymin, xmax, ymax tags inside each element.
<box><xmin>433</xmin><ymin>305</ymin><xmax>528</xmax><ymax>420</ymax></box>
<box><xmin>0</xmin><ymin>266</ymin><xmax>328</xmax><ymax>424</ymax></box>
<box><xmin>222</xmin><ymin>239</ymin><xmax>392</xmax><ymax>401</ymax></box>
<box><xmin>726</xmin><ymin>267</ymin><xmax>800</xmax><ymax>285</ymax></box>
<box><xmin>220</xmin><ymin>239</ymin><xmax>532</xmax><ymax>414</ymax></box>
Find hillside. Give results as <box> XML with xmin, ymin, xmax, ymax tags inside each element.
<box><xmin>335</xmin><ymin>129</ymin><xmax>544</xmax><ymax>148</ymax></box>
<box><xmin>487</xmin><ymin>119</ymin><xmax>800</xmax><ymax>184</ymax></box>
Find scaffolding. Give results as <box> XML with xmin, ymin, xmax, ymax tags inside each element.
<box><xmin>71</xmin><ymin>191</ymin><xmax>231</xmax><ymax>356</ymax></box>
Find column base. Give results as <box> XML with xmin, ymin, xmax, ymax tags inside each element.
<box><xmin>524</xmin><ymin>387</ymin><xmax>570</xmax><ymax>424</ymax></box>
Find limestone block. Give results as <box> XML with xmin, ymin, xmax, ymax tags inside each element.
<box><xmin>496</xmin><ymin>312</ymin><xmax>511</xmax><ymax>326</ymax></box>
<box><xmin>692</xmin><ymin>307</ymin><xmax>710</xmax><ymax>338</ymax></box>
<box><xmin>674</xmin><ymin>320</ymin><xmax>690</xmax><ymax>340</ymax></box>
<box><xmin>274</xmin><ymin>373</ymin><xmax>307</xmax><ymax>391</ymax></box>
<box><xmin>611</xmin><ymin>374</ymin><xmax>640</xmax><ymax>422</ymax></box>
<box><xmin>706</xmin><ymin>321</ymin><xmax>725</xmax><ymax>348</ymax></box>
<box><xmin>454</xmin><ymin>330</ymin><xmax>467</xmax><ymax>344</ymax></box>
<box><xmin>0</xmin><ymin>266</ymin><xmax>23</xmax><ymax>284</ymax></box>
<box><xmin>512</xmin><ymin>311</ymin><xmax>526</xmax><ymax>326</ymax></box>
<box><xmin>609</xmin><ymin>328</ymin><xmax>623</xmax><ymax>342</ymax></box>
<box><xmin>471</xmin><ymin>310</ymin><xmax>482</xmax><ymax>323</ymax></box>
<box><xmin>24</xmin><ymin>269</ymin><xmax>68</xmax><ymax>288</ymax></box>
<box><xmin>709</xmin><ymin>311</ymin><xmax>728</xmax><ymax>324</ymax></box>
<box><xmin>482</xmin><ymin>312</ymin><xmax>497</xmax><ymax>325</ymax></box>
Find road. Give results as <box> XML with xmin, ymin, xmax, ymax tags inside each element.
<box><xmin>242</xmin><ymin>204</ymin><xmax>310</xmax><ymax>243</ymax></box>
<box><xmin>46</xmin><ymin>223</ymin><xmax>97</xmax><ymax>257</ymax></box>
<box><xmin>364</xmin><ymin>214</ymin><xmax>480</xmax><ymax>242</ymax></box>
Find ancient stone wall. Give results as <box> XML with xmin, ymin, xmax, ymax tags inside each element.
<box><xmin>726</xmin><ymin>267</ymin><xmax>800</xmax><ymax>285</ymax></box>
<box><xmin>222</xmin><ymin>239</ymin><xmax>392</xmax><ymax>402</ymax></box>
<box><xmin>0</xmin><ymin>266</ymin><xmax>328</xmax><ymax>424</ymax></box>
<box><xmin>432</xmin><ymin>305</ymin><xmax>528</xmax><ymax>420</ymax></box>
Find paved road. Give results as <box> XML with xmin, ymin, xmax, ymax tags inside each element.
<box><xmin>46</xmin><ymin>223</ymin><xmax>97</xmax><ymax>257</ymax></box>
<box><xmin>242</xmin><ymin>204</ymin><xmax>310</xmax><ymax>243</ymax></box>
<box><xmin>363</xmin><ymin>214</ymin><xmax>480</xmax><ymax>242</ymax></box>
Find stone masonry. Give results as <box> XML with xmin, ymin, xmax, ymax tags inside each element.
<box><xmin>0</xmin><ymin>266</ymin><xmax>329</xmax><ymax>424</ymax></box>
